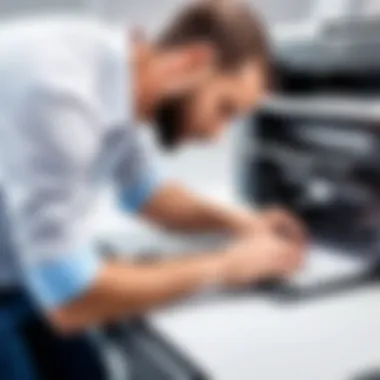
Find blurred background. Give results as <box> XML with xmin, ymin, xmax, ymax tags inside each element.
<box><xmin>2</xmin><ymin>1</ymin><xmax>380</xmax><ymax>380</ymax></box>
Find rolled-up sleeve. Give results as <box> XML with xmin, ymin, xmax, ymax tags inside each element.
<box><xmin>1</xmin><ymin>77</ymin><xmax>103</xmax><ymax>310</ymax></box>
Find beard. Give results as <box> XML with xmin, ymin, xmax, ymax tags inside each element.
<box><xmin>152</xmin><ymin>94</ymin><xmax>191</xmax><ymax>151</ymax></box>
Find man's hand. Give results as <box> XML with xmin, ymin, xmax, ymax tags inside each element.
<box><xmin>258</xmin><ymin>207</ymin><xmax>307</xmax><ymax>245</ymax></box>
<box><xmin>237</xmin><ymin>205</ymin><xmax>306</xmax><ymax>236</ymax></box>
<box><xmin>221</xmin><ymin>214</ymin><xmax>306</xmax><ymax>287</ymax></box>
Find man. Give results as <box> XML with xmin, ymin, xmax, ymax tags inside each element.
<box><xmin>0</xmin><ymin>1</ymin><xmax>306</xmax><ymax>379</ymax></box>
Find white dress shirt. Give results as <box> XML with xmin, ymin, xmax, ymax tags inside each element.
<box><xmin>0</xmin><ymin>16</ymin><xmax>164</xmax><ymax>310</ymax></box>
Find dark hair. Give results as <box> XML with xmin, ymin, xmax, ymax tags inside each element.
<box><xmin>157</xmin><ymin>0</ymin><xmax>271</xmax><ymax>71</ymax></box>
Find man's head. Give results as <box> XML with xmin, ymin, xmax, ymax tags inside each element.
<box><xmin>135</xmin><ymin>0</ymin><xmax>271</xmax><ymax>150</ymax></box>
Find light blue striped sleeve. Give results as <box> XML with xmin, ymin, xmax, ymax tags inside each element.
<box><xmin>119</xmin><ymin>169</ymin><xmax>164</xmax><ymax>213</ymax></box>
<box><xmin>23</xmin><ymin>245</ymin><xmax>102</xmax><ymax>310</ymax></box>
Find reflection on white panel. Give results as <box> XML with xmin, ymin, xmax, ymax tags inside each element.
<box><xmin>314</xmin><ymin>0</ymin><xmax>351</xmax><ymax>19</ymax></box>
<box><xmin>88</xmin><ymin>0</ymin><xmax>316</xmax><ymax>26</ymax></box>
<box><xmin>252</xmin><ymin>0</ymin><xmax>314</xmax><ymax>24</ymax></box>
<box><xmin>88</xmin><ymin>0</ymin><xmax>184</xmax><ymax>29</ymax></box>
<box><xmin>0</xmin><ymin>0</ymin><xmax>87</xmax><ymax>17</ymax></box>
<box><xmin>357</xmin><ymin>0</ymin><xmax>380</xmax><ymax>15</ymax></box>
<box><xmin>0</xmin><ymin>0</ymin><xmax>321</xmax><ymax>30</ymax></box>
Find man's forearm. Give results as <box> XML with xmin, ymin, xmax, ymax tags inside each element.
<box><xmin>141</xmin><ymin>183</ymin><xmax>255</xmax><ymax>234</ymax></box>
<box><xmin>49</xmin><ymin>252</ymin><xmax>224</xmax><ymax>334</ymax></box>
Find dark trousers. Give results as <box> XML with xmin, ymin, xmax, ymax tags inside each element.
<box><xmin>0</xmin><ymin>189</ymin><xmax>109</xmax><ymax>380</ymax></box>
<box><xmin>0</xmin><ymin>291</ymin><xmax>109</xmax><ymax>380</ymax></box>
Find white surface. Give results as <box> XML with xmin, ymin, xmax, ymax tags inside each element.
<box><xmin>149</xmin><ymin>255</ymin><xmax>380</xmax><ymax>380</ymax></box>
<box><xmin>290</xmin><ymin>246</ymin><xmax>367</xmax><ymax>287</ymax></box>
<box><xmin>150</xmin><ymin>285</ymin><xmax>380</xmax><ymax>380</ymax></box>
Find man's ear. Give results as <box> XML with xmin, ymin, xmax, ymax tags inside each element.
<box><xmin>157</xmin><ymin>43</ymin><xmax>216</xmax><ymax>95</ymax></box>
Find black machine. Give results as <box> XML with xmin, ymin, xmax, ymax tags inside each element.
<box><xmin>242</xmin><ymin>15</ymin><xmax>380</xmax><ymax>260</ymax></box>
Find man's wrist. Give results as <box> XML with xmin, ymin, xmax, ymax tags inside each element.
<box><xmin>195</xmin><ymin>251</ymin><xmax>229</xmax><ymax>291</ymax></box>
<box><xmin>228</xmin><ymin>210</ymin><xmax>259</xmax><ymax>236</ymax></box>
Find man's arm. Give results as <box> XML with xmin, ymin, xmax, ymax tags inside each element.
<box><xmin>49</xmin><ymin>252</ymin><xmax>223</xmax><ymax>334</ymax></box>
<box><xmin>112</xmin><ymin>126</ymin><xmax>256</xmax><ymax>235</ymax></box>
<box><xmin>140</xmin><ymin>182</ymin><xmax>257</xmax><ymax>234</ymax></box>
<box><xmin>115</xmin><ymin>145</ymin><xmax>302</xmax><ymax>237</ymax></box>
<box><xmin>49</xmin><ymin>227</ymin><xmax>305</xmax><ymax>335</ymax></box>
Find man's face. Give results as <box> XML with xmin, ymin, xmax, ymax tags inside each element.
<box><xmin>152</xmin><ymin>62</ymin><xmax>267</xmax><ymax>150</ymax></box>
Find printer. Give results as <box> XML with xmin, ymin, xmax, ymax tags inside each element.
<box><xmin>241</xmin><ymin>15</ymin><xmax>380</xmax><ymax>260</ymax></box>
